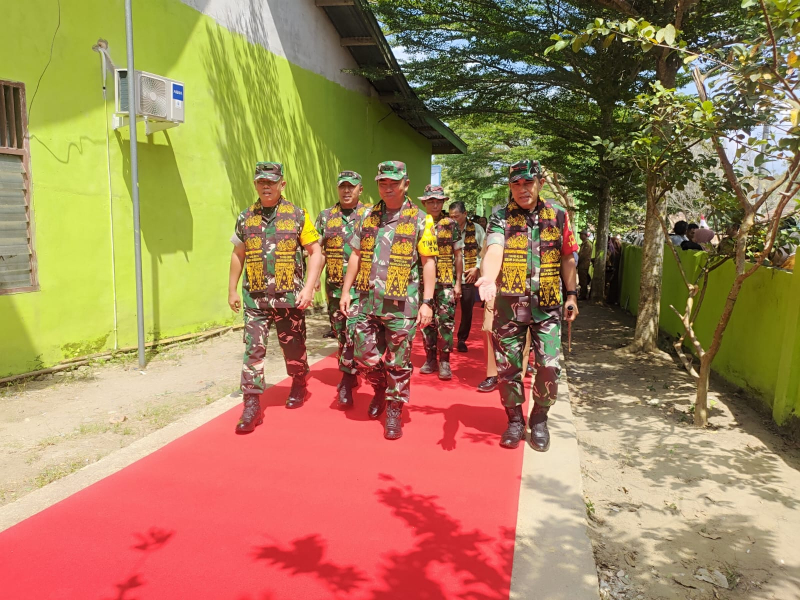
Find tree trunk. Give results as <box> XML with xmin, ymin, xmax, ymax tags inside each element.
<box><xmin>694</xmin><ymin>355</ymin><xmax>711</xmax><ymax>426</ymax></box>
<box><xmin>632</xmin><ymin>173</ymin><xmax>664</xmax><ymax>352</ymax></box>
<box><xmin>590</xmin><ymin>181</ymin><xmax>612</xmax><ymax>303</ymax></box>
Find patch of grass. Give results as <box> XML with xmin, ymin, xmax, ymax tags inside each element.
<box><xmin>205</xmin><ymin>396</ymin><xmax>217</xmax><ymax>405</ymax></box>
<box><xmin>140</xmin><ymin>403</ymin><xmax>184</xmax><ymax>429</ymax></box>
<box><xmin>78</xmin><ymin>422</ymin><xmax>114</xmax><ymax>436</ymax></box>
<box><xmin>0</xmin><ymin>487</ymin><xmax>18</xmax><ymax>503</ymax></box>
<box><xmin>35</xmin><ymin>434</ymin><xmax>64</xmax><ymax>449</ymax></box>
<box><xmin>723</xmin><ymin>563</ymin><xmax>742</xmax><ymax>589</ymax></box>
<box><xmin>34</xmin><ymin>460</ymin><xmax>86</xmax><ymax>488</ymax></box>
<box><xmin>585</xmin><ymin>499</ymin><xmax>595</xmax><ymax>516</ymax></box>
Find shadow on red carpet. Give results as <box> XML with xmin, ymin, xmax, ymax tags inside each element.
<box><xmin>0</xmin><ymin>306</ymin><xmax>527</xmax><ymax>599</ymax></box>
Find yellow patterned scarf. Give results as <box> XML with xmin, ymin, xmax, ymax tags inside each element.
<box><xmin>434</xmin><ymin>216</ymin><xmax>456</xmax><ymax>286</ymax></box>
<box><xmin>500</xmin><ymin>200</ymin><xmax>562</xmax><ymax>308</ymax></box>
<box><xmin>323</xmin><ymin>202</ymin><xmax>366</xmax><ymax>285</ymax></box>
<box><xmin>355</xmin><ymin>198</ymin><xmax>420</xmax><ymax>300</ymax></box>
<box><xmin>463</xmin><ymin>221</ymin><xmax>478</xmax><ymax>271</ymax></box>
<box><xmin>243</xmin><ymin>198</ymin><xmax>302</xmax><ymax>294</ymax></box>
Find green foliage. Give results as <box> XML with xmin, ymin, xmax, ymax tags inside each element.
<box><xmin>371</xmin><ymin>0</ymin><xmax>650</xmax><ymax>222</ymax></box>
<box><xmin>436</xmin><ymin>118</ymin><xmax>539</xmax><ymax>213</ymax></box>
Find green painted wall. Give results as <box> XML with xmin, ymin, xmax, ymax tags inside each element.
<box><xmin>0</xmin><ymin>0</ymin><xmax>432</xmax><ymax>377</ymax></box>
<box><xmin>619</xmin><ymin>244</ymin><xmax>800</xmax><ymax>424</ymax></box>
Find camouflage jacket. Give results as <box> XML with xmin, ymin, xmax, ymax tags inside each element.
<box><xmin>486</xmin><ymin>200</ymin><xmax>578</xmax><ymax>323</ymax></box>
<box><xmin>351</xmin><ymin>198</ymin><xmax>438</xmax><ymax>319</ymax></box>
<box><xmin>315</xmin><ymin>201</ymin><xmax>368</xmax><ymax>300</ymax></box>
<box><xmin>233</xmin><ymin>197</ymin><xmax>320</xmax><ymax>309</ymax></box>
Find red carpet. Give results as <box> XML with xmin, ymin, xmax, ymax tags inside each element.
<box><xmin>0</xmin><ymin>306</ymin><xmax>527</xmax><ymax>599</ymax></box>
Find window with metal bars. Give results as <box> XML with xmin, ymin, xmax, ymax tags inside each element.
<box><xmin>0</xmin><ymin>80</ymin><xmax>38</xmax><ymax>294</ymax></box>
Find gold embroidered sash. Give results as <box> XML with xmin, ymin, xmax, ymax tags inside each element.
<box><xmin>355</xmin><ymin>198</ymin><xmax>420</xmax><ymax>300</ymax></box>
<box><xmin>323</xmin><ymin>205</ymin><xmax>345</xmax><ymax>286</ymax></box>
<box><xmin>463</xmin><ymin>221</ymin><xmax>479</xmax><ymax>271</ymax></box>
<box><xmin>243</xmin><ymin>198</ymin><xmax>302</xmax><ymax>295</ymax></box>
<box><xmin>434</xmin><ymin>216</ymin><xmax>455</xmax><ymax>286</ymax></box>
<box><xmin>274</xmin><ymin>201</ymin><xmax>300</xmax><ymax>293</ymax></box>
<box><xmin>538</xmin><ymin>205</ymin><xmax>562</xmax><ymax>308</ymax></box>
<box><xmin>500</xmin><ymin>200</ymin><xmax>563</xmax><ymax>308</ymax></box>
<box><xmin>324</xmin><ymin>202</ymin><xmax>367</xmax><ymax>286</ymax></box>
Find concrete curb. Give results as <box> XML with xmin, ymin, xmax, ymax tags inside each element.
<box><xmin>0</xmin><ymin>352</ymin><xmax>333</xmax><ymax>533</ymax></box>
<box><xmin>510</xmin><ymin>372</ymin><xmax>600</xmax><ymax>600</ymax></box>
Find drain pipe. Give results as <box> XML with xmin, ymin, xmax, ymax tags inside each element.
<box><xmin>124</xmin><ymin>0</ymin><xmax>146</xmax><ymax>369</ymax></box>
<box><xmin>92</xmin><ymin>40</ymin><xmax>119</xmax><ymax>350</ymax></box>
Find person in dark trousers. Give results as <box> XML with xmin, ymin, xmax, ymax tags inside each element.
<box><xmin>449</xmin><ymin>201</ymin><xmax>485</xmax><ymax>353</ymax></box>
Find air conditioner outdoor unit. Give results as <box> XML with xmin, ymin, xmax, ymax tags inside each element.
<box><xmin>114</xmin><ymin>69</ymin><xmax>184</xmax><ymax>133</ymax></box>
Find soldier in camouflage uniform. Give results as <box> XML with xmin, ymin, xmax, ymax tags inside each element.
<box><xmin>476</xmin><ymin>159</ymin><xmax>579</xmax><ymax>451</ymax></box>
<box><xmin>418</xmin><ymin>185</ymin><xmax>463</xmax><ymax>381</ymax></box>
<box><xmin>228</xmin><ymin>162</ymin><xmax>324</xmax><ymax>434</ymax></box>
<box><xmin>340</xmin><ymin>161</ymin><xmax>438</xmax><ymax>440</ymax></box>
<box><xmin>315</xmin><ymin>171</ymin><xmax>369</xmax><ymax>409</ymax></box>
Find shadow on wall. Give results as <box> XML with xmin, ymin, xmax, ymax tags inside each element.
<box><xmin>117</xmin><ymin>131</ymin><xmax>193</xmax><ymax>344</ymax></box>
<box><xmin>202</xmin><ymin>0</ymin><xmax>340</xmax><ymax>220</ymax></box>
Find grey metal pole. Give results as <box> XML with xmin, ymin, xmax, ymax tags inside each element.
<box><xmin>124</xmin><ymin>0</ymin><xmax>146</xmax><ymax>369</ymax></box>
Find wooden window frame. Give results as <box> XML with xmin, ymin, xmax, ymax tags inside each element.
<box><xmin>0</xmin><ymin>79</ymin><xmax>38</xmax><ymax>294</ymax></box>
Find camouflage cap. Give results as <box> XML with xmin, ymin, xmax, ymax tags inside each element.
<box><xmin>419</xmin><ymin>184</ymin><xmax>449</xmax><ymax>201</ymax></box>
<box><xmin>254</xmin><ymin>161</ymin><xmax>283</xmax><ymax>182</ymax></box>
<box><xmin>337</xmin><ymin>170</ymin><xmax>362</xmax><ymax>186</ymax></box>
<box><xmin>375</xmin><ymin>160</ymin><xmax>407</xmax><ymax>181</ymax></box>
<box><xmin>509</xmin><ymin>159</ymin><xmax>543</xmax><ymax>183</ymax></box>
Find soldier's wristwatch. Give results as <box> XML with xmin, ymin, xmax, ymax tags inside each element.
<box><xmin>565</xmin><ymin>291</ymin><xmax>578</xmax><ymax>297</ymax></box>
<box><xmin>421</xmin><ymin>298</ymin><xmax>434</xmax><ymax>307</ymax></box>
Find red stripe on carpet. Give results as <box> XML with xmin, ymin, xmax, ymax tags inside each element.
<box><xmin>0</xmin><ymin>305</ymin><xmax>526</xmax><ymax>599</ymax></box>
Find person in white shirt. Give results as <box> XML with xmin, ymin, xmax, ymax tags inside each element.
<box><xmin>670</xmin><ymin>220</ymin><xmax>688</xmax><ymax>246</ymax></box>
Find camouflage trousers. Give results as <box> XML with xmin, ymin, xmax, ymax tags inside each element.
<box><xmin>241</xmin><ymin>297</ymin><xmax>309</xmax><ymax>395</ymax></box>
<box><xmin>350</xmin><ymin>312</ymin><xmax>417</xmax><ymax>404</ymax></box>
<box><xmin>421</xmin><ymin>285</ymin><xmax>456</xmax><ymax>355</ymax></box>
<box><xmin>327</xmin><ymin>293</ymin><xmax>357</xmax><ymax>375</ymax></box>
<box><xmin>492</xmin><ymin>314</ymin><xmax>562</xmax><ymax>409</ymax></box>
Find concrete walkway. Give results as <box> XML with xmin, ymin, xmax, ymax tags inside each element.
<box><xmin>511</xmin><ymin>375</ymin><xmax>600</xmax><ymax>600</ymax></box>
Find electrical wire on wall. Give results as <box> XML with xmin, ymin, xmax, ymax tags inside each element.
<box><xmin>92</xmin><ymin>40</ymin><xmax>120</xmax><ymax>350</ymax></box>
<box><xmin>28</xmin><ymin>0</ymin><xmax>61</xmax><ymax>121</ymax></box>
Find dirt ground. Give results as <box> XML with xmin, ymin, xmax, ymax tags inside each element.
<box><xmin>0</xmin><ymin>314</ymin><xmax>334</xmax><ymax>507</ymax></box>
<box><xmin>568</xmin><ymin>304</ymin><xmax>800</xmax><ymax>600</ymax></box>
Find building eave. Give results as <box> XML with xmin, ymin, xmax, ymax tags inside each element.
<box><xmin>315</xmin><ymin>0</ymin><xmax>466</xmax><ymax>155</ymax></box>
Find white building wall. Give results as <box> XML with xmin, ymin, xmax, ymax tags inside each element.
<box><xmin>180</xmin><ymin>0</ymin><xmax>374</xmax><ymax>95</ymax></box>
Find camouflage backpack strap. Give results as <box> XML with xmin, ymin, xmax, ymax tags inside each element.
<box><xmin>323</xmin><ymin>203</ymin><xmax>345</xmax><ymax>286</ymax></box>
<box><xmin>243</xmin><ymin>202</ymin><xmax>268</xmax><ymax>293</ymax></box>
<box><xmin>538</xmin><ymin>201</ymin><xmax>563</xmax><ymax>309</ymax></box>
<box><xmin>355</xmin><ymin>202</ymin><xmax>383</xmax><ymax>293</ymax></box>
<box><xmin>500</xmin><ymin>201</ymin><xmax>530</xmax><ymax>297</ymax></box>
<box><xmin>435</xmin><ymin>216</ymin><xmax>456</xmax><ymax>287</ymax></box>
<box><xmin>273</xmin><ymin>198</ymin><xmax>302</xmax><ymax>294</ymax></box>
<box><xmin>384</xmin><ymin>197</ymin><xmax>420</xmax><ymax>300</ymax></box>
<box><xmin>463</xmin><ymin>221</ymin><xmax>479</xmax><ymax>271</ymax></box>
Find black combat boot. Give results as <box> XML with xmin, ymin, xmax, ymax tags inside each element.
<box><xmin>337</xmin><ymin>372</ymin><xmax>357</xmax><ymax>410</ymax></box>
<box><xmin>529</xmin><ymin>403</ymin><xmax>551</xmax><ymax>452</ymax></box>
<box><xmin>285</xmin><ymin>374</ymin><xmax>308</xmax><ymax>409</ymax></box>
<box><xmin>500</xmin><ymin>405</ymin><xmax>526</xmax><ymax>449</ymax></box>
<box><xmin>367</xmin><ymin>386</ymin><xmax>387</xmax><ymax>420</ymax></box>
<box><xmin>438</xmin><ymin>351</ymin><xmax>452</xmax><ymax>381</ymax></box>
<box><xmin>384</xmin><ymin>401</ymin><xmax>404</xmax><ymax>440</ymax></box>
<box><xmin>235</xmin><ymin>394</ymin><xmax>263</xmax><ymax>434</ymax></box>
<box><xmin>420</xmin><ymin>347</ymin><xmax>438</xmax><ymax>374</ymax></box>
<box><xmin>477</xmin><ymin>376</ymin><xmax>498</xmax><ymax>392</ymax></box>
